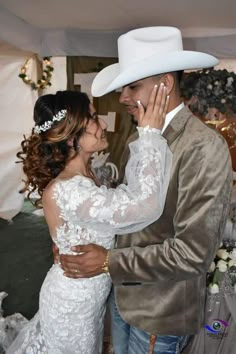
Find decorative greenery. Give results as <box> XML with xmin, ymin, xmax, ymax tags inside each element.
<box><xmin>180</xmin><ymin>69</ymin><xmax>236</xmax><ymax>117</ymax></box>
<box><xmin>19</xmin><ymin>56</ymin><xmax>54</xmax><ymax>90</ymax></box>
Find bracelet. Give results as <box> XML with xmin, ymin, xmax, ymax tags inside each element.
<box><xmin>101</xmin><ymin>251</ymin><xmax>110</xmax><ymax>273</ymax></box>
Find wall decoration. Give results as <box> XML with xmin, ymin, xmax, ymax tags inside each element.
<box><xmin>19</xmin><ymin>56</ymin><xmax>53</xmax><ymax>90</ymax></box>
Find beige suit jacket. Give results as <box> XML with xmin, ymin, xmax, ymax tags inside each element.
<box><xmin>109</xmin><ymin>106</ymin><xmax>232</xmax><ymax>335</ymax></box>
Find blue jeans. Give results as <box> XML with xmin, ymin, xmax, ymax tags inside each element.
<box><xmin>109</xmin><ymin>290</ymin><xmax>190</xmax><ymax>354</ymax></box>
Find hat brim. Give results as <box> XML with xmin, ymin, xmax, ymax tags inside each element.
<box><xmin>91</xmin><ymin>50</ymin><xmax>219</xmax><ymax>97</ymax></box>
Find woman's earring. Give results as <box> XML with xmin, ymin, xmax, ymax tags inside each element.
<box><xmin>77</xmin><ymin>145</ymin><xmax>81</xmax><ymax>152</ymax></box>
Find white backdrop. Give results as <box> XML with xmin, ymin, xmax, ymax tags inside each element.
<box><xmin>0</xmin><ymin>42</ymin><xmax>66</xmax><ymax>220</ymax></box>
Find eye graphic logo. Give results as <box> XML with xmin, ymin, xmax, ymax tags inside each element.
<box><xmin>205</xmin><ymin>319</ymin><xmax>229</xmax><ymax>333</ymax></box>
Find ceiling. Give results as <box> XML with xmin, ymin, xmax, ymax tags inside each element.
<box><xmin>0</xmin><ymin>0</ymin><xmax>236</xmax><ymax>34</ymax></box>
<box><xmin>0</xmin><ymin>0</ymin><xmax>236</xmax><ymax>57</ymax></box>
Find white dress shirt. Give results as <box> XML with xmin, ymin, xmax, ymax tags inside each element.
<box><xmin>162</xmin><ymin>102</ymin><xmax>184</xmax><ymax>134</ymax></box>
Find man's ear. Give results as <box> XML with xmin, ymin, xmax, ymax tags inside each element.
<box><xmin>161</xmin><ymin>73</ymin><xmax>175</xmax><ymax>95</ymax></box>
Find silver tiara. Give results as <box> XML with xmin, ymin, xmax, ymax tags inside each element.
<box><xmin>33</xmin><ymin>109</ymin><xmax>67</xmax><ymax>134</ymax></box>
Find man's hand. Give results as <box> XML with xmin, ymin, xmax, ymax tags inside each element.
<box><xmin>137</xmin><ymin>82</ymin><xmax>169</xmax><ymax>130</ymax></box>
<box><xmin>59</xmin><ymin>243</ymin><xmax>108</xmax><ymax>279</ymax></box>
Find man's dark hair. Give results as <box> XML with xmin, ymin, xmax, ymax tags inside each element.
<box><xmin>154</xmin><ymin>71</ymin><xmax>184</xmax><ymax>93</ymax></box>
<box><xmin>172</xmin><ymin>71</ymin><xmax>184</xmax><ymax>93</ymax></box>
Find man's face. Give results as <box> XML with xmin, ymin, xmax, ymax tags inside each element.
<box><xmin>119</xmin><ymin>76</ymin><xmax>162</xmax><ymax>121</ymax></box>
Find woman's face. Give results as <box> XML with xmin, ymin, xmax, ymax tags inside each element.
<box><xmin>79</xmin><ymin>104</ymin><xmax>108</xmax><ymax>153</ymax></box>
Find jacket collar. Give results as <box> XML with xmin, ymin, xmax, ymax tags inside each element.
<box><xmin>162</xmin><ymin>106</ymin><xmax>193</xmax><ymax>145</ymax></box>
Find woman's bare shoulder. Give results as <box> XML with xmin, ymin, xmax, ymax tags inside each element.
<box><xmin>42</xmin><ymin>179</ymin><xmax>58</xmax><ymax>206</ymax></box>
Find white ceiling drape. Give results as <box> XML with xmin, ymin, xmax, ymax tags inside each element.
<box><xmin>1</xmin><ymin>3</ymin><xmax>236</xmax><ymax>58</ymax></box>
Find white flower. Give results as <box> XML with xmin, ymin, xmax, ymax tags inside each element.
<box><xmin>221</xmin><ymin>98</ymin><xmax>226</xmax><ymax>104</ymax></box>
<box><xmin>209</xmin><ymin>283</ymin><xmax>220</xmax><ymax>294</ymax></box>
<box><xmin>216</xmin><ymin>249</ymin><xmax>229</xmax><ymax>260</ymax></box>
<box><xmin>229</xmin><ymin>248</ymin><xmax>236</xmax><ymax>260</ymax></box>
<box><xmin>228</xmin><ymin>259</ymin><xmax>236</xmax><ymax>268</ymax></box>
<box><xmin>217</xmin><ymin>259</ymin><xmax>228</xmax><ymax>272</ymax></box>
<box><xmin>226</xmin><ymin>77</ymin><xmax>234</xmax><ymax>87</ymax></box>
<box><xmin>207</xmin><ymin>84</ymin><xmax>213</xmax><ymax>90</ymax></box>
<box><xmin>208</xmin><ymin>261</ymin><xmax>216</xmax><ymax>273</ymax></box>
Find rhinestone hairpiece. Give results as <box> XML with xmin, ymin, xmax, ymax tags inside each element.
<box><xmin>33</xmin><ymin>109</ymin><xmax>67</xmax><ymax>134</ymax></box>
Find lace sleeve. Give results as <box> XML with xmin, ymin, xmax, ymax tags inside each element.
<box><xmin>54</xmin><ymin>127</ymin><xmax>172</xmax><ymax>234</ymax></box>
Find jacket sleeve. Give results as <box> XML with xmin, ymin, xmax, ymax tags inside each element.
<box><xmin>109</xmin><ymin>133</ymin><xmax>232</xmax><ymax>284</ymax></box>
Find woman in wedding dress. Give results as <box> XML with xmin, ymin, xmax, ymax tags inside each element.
<box><xmin>7</xmin><ymin>86</ymin><xmax>171</xmax><ymax>354</ymax></box>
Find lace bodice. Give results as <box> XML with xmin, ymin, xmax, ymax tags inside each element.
<box><xmin>52</xmin><ymin>127</ymin><xmax>172</xmax><ymax>254</ymax></box>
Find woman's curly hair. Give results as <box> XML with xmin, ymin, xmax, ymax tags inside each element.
<box><xmin>17</xmin><ymin>90</ymin><xmax>91</xmax><ymax>206</ymax></box>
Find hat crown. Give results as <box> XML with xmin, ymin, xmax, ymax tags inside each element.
<box><xmin>118</xmin><ymin>27</ymin><xmax>183</xmax><ymax>71</ymax></box>
<box><xmin>91</xmin><ymin>26</ymin><xmax>219</xmax><ymax>97</ymax></box>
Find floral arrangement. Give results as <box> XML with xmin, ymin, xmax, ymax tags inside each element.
<box><xmin>180</xmin><ymin>69</ymin><xmax>236</xmax><ymax>117</ymax></box>
<box><xmin>19</xmin><ymin>56</ymin><xmax>53</xmax><ymax>90</ymax></box>
<box><xmin>207</xmin><ymin>239</ymin><xmax>236</xmax><ymax>294</ymax></box>
<box><xmin>181</xmin><ymin>68</ymin><xmax>236</xmax><ymax>165</ymax></box>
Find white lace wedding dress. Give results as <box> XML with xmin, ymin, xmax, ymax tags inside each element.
<box><xmin>6</xmin><ymin>127</ymin><xmax>172</xmax><ymax>354</ymax></box>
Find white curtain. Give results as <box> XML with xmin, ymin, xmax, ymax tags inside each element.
<box><xmin>0</xmin><ymin>40</ymin><xmax>67</xmax><ymax>220</ymax></box>
<box><xmin>0</xmin><ymin>43</ymin><xmax>38</xmax><ymax>220</ymax></box>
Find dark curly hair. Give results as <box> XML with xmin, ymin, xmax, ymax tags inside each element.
<box><xmin>17</xmin><ymin>90</ymin><xmax>92</xmax><ymax>206</ymax></box>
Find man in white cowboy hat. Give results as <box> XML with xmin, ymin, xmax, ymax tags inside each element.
<box><xmin>59</xmin><ymin>27</ymin><xmax>232</xmax><ymax>353</ymax></box>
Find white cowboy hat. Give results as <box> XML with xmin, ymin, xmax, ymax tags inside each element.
<box><xmin>91</xmin><ymin>26</ymin><xmax>219</xmax><ymax>97</ymax></box>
